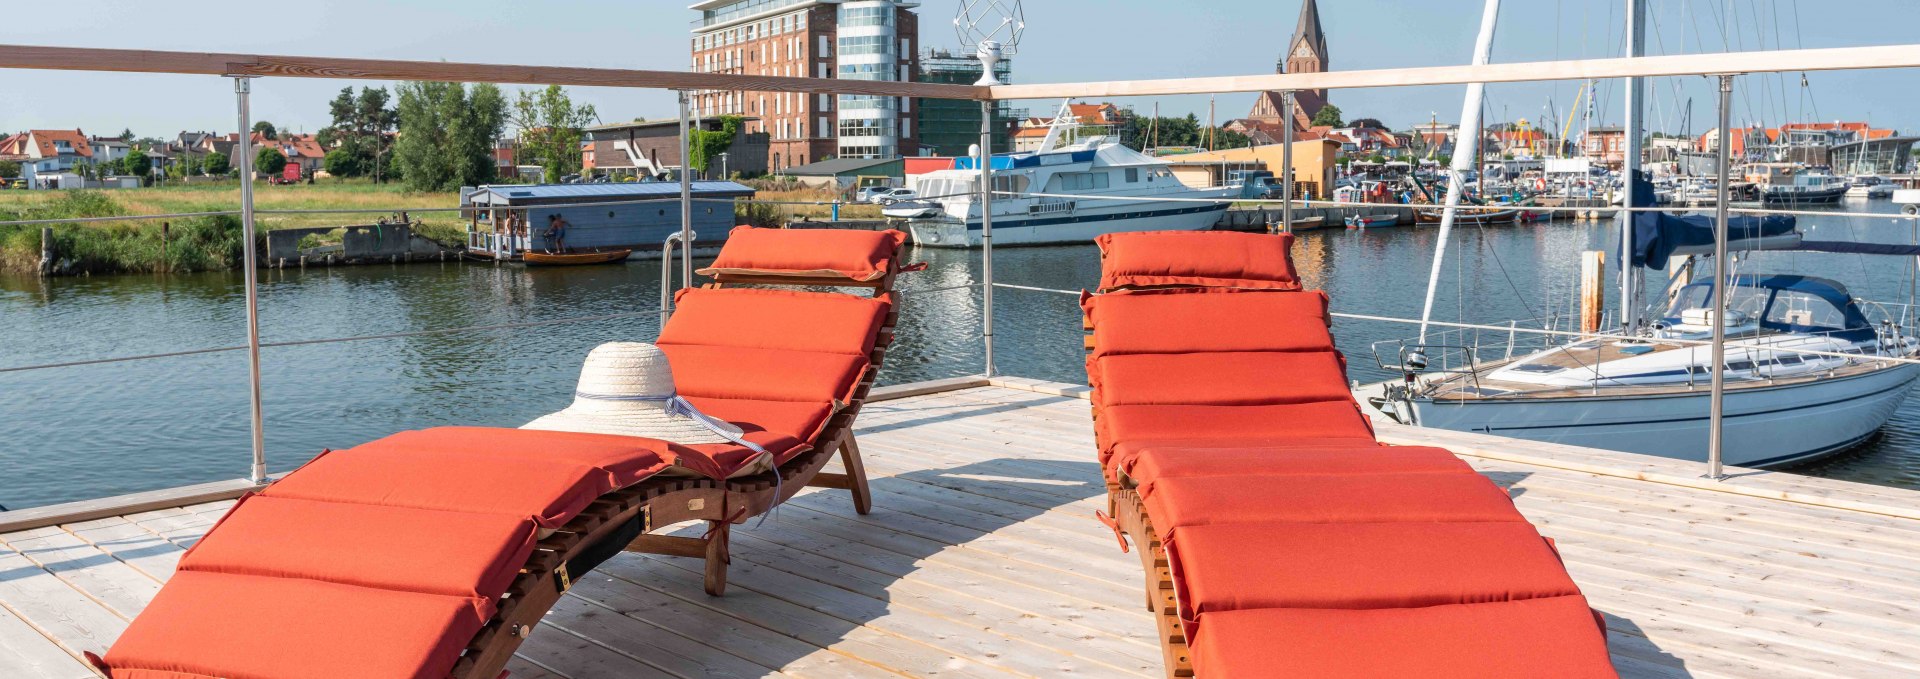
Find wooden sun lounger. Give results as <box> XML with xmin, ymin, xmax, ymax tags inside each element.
<box><xmin>94</xmin><ymin>227</ymin><xmax>910</xmax><ymax>679</ymax></box>
<box><xmin>458</xmin><ymin>229</ymin><xmax>909</xmax><ymax>678</ymax></box>
<box><xmin>1081</xmin><ymin>231</ymin><xmax>1616</xmax><ymax>678</ymax></box>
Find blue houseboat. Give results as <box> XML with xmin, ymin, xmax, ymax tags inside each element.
<box><xmin>462</xmin><ymin>182</ymin><xmax>755</xmax><ymax>260</ymax></box>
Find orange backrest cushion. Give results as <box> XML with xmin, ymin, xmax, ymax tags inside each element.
<box><xmin>1095</xmin><ymin>231</ymin><xmax>1301</xmax><ymax>291</ymax></box>
<box><xmin>1091</xmin><ymin>351</ymin><xmax>1353</xmax><ymax>407</ymax></box>
<box><xmin>1085</xmin><ymin>288</ymin><xmax>1331</xmax><ymax>358</ymax></box>
<box><xmin>661</xmin><ymin>344</ymin><xmax>868</xmax><ymax>404</ymax></box>
<box><xmin>662</xmin><ymin>287</ymin><xmax>890</xmax><ymax>356</ymax></box>
<box><xmin>180</xmin><ymin>494</ymin><xmax>537</xmax><ymax>611</ymax></box>
<box><xmin>698</xmin><ymin>226</ymin><xmax>905</xmax><ymax>282</ymax></box>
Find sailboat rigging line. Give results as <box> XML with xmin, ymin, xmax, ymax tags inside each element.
<box><xmin>992</xmin><ymin>190</ymin><xmax>1918</xmax><ymax>223</ymax></box>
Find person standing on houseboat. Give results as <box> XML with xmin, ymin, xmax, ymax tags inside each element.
<box><xmin>544</xmin><ymin>214</ymin><xmax>570</xmax><ymax>254</ymax></box>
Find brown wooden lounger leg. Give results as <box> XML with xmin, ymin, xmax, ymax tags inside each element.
<box><xmin>839</xmin><ymin>437</ymin><xmax>873</xmax><ymax>515</ymax></box>
<box><xmin>704</xmin><ymin>520</ymin><xmax>730</xmax><ymax>596</ymax></box>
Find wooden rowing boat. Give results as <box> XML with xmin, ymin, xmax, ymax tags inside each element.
<box><xmin>523</xmin><ymin>249</ymin><xmax>633</xmax><ymax>266</ymax></box>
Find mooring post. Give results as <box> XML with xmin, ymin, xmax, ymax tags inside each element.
<box><xmin>234</xmin><ymin>75</ymin><xmax>268</xmax><ymax>486</ymax></box>
<box><xmin>39</xmin><ymin>226</ymin><xmax>52</xmax><ymax>276</ymax></box>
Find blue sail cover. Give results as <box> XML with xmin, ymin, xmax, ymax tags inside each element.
<box><xmin>1627</xmin><ymin>170</ymin><xmax>1798</xmax><ymax>270</ymax></box>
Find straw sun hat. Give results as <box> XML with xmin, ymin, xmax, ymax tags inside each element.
<box><xmin>523</xmin><ymin>342</ymin><xmax>762</xmax><ymax>451</ymax></box>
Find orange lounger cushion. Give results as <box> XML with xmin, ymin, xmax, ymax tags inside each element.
<box><xmin>105</xmin><ymin>571</ymin><xmax>486</xmax><ymax>679</ymax></box>
<box><xmin>269</xmin><ymin>448</ymin><xmax>610</xmax><ymax>530</ymax></box>
<box><xmin>1095</xmin><ymin>231</ymin><xmax>1302</xmax><ymax>291</ymax></box>
<box><xmin>1187</xmin><ymin>596</ymin><xmax>1618</xmax><ymax>679</ymax></box>
<box><xmin>1168</xmin><ymin>522</ymin><xmax>1582</xmax><ymax>621</ymax></box>
<box><xmin>1096</xmin><ymin>401</ymin><xmax>1375</xmax><ymax>463</ymax></box>
<box><xmin>1085</xmin><ymin>289</ymin><xmax>1331</xmax><ymax>358</ymax></box>
<box><xmin>1115</xmin><ymin>444</ymin><xmax>1472</xmax><ymax>485</ymax></box>
<box><xmin>680</xmin><ymin>397</ymin><xmax>836</xmax><ymax>471</ymax></box>
<box><xmin>1138</xmin><ymin>473</ymin><xmax>1524</xmax><ymax>540</ymax></box>
<box><xmin>180</xmin><ymin>494</ymin><xmax>537</xmax><ymax>612</ymax></box>
<box><xmin>663</xmin><ymin>344</ymin><xmax>868</xmax><ymax>404</ymax></box>
<box><xmin>356</xmin><ymin>427</ymin><xmax>693</xmax><ymax>487</ymax></box>
<box><xmin>1092</xmin><ymin>351</ymin><xmax>1353</xmax><ymax>407</ymax></box>
<box><xmin>698</xmin><ymin>225</ymin><xmax>905</xmax><ymax>282</ymax></box>
<box><xmin>662</xmin><ymin>287</ymin><xmax>891</xmax><ymax>356</ymax></box>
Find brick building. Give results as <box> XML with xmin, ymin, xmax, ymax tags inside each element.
<box><xmin>689</xmin><ymin>0</ymin><xmax>919</xmax><ymax>171</ymax></box>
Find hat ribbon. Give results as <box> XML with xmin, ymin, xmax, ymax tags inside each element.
<box><xmin>577</xmin><ymin>390</ymin><xmax>783</xmax><ymax>519</ymax></box>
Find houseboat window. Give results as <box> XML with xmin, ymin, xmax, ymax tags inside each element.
<box><xmin>1126</xmin><ymin>168</ymin><xmax>1139</xmax><ymax>183</ymax></box>
<box><xmin>1058</xmin><ymin>172</ymin><xmax>1110</xmax><ymax>191</ymax></box>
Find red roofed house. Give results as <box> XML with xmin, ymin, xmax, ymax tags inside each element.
<box><xmin>11</xmin><ymin>129</ymin><xmax>94</xmax><ymax>189</ymax></box>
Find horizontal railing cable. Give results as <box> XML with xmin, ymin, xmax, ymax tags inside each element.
<box><xmin>0</xmin><ymin>310</ymin><xmax>662</xmax><ymax>375</ymax></box>
<box><xmin>975</xmin><ymin>281</ymin><xmax>1920</xmax><ymax>366</ymax></box>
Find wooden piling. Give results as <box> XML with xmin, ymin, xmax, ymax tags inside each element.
<box><xmin>1580</xmin><ymin>250</ymin><xmax>1606</xmax><ymax>333</ymax></box>
<box><xmin>39</xmin><ymin>226</ymin><xmax>52</xmax><ymax>276</ymax></box>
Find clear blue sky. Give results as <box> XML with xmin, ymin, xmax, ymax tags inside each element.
<box><xmin>4</xmin><ymin>1</ymin><xmax>1917</xmax><ymax>139</ymax></box>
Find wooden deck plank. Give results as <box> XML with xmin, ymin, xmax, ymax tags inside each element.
<box><xmin>595</xmin><ymin>555</ymin><xmax>1015</xmax><ymax>679</ymax></box>
<box><xmin>66</xmin><ymin>522</ymin><xmax>185</xmax><ymax>583</ymax></box>
<box><xmin>563</xmin><ymin>573</ymin><xmax>904</xmax><ymax>679</ymax></box>
<box><xmin>0</xmin><ymin>604</ymin><xmax>95</xmax><ymax>679</ymax></box>
<box><xmin>0</xmin><ymin>530</ymin><xmax>160</xmax><ymax>620</ymax></box>
<box><xmin>0</xmin><ymin>548</ymin><xmax>128</xmax><ymax>661</ymax></box>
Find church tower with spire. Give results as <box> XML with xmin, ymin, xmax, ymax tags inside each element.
<box><xmin>1245</xmin><ymin>0</ymin><xmax>1331</xmax><ymax>132</ymax></box>
<box><xmin>1283</xmin><ymin>0</ymin><xmax>1328</xmax><ymax>101</ymax></box>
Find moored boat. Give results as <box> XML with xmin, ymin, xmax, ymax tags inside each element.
<box><xmin>1345</xmin><ymin>213</ymin><xmax>1401</xmax><ymax>228</ymax></box>
<box><xmin>523</xmin><ymin>249</ymin><xmax>633</xmax><ymax>266</ymax></box>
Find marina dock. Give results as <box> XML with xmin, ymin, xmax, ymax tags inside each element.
<box><xmin>5</xmin><ymin>379</ymin><xmax>1918</xmax><ymax>678</ymax></box>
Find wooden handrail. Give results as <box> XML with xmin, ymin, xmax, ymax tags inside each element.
<box><xmin>2</xmin><ymin>42</ymin><xmax>1917</xmax><ymax>102</ymax></box>
<box><xmin>0</xmin><ymin>44</ymin><xmax>988</xmax><ymax>99</ymax></box>
<box><xmin>990</xmin><ymin>44</ymin><xmax>1920</xmax><ymax>100</ymax></box>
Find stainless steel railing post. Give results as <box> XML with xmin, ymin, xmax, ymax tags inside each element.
<box><xmin>660</xmin><ymin>231</ymin><xmax>691</xmax><ymax>324</ymax></box>
<box><xmin>1706</xmin><ymin>73</ymin><xmax>1736</xmax><ymax>481</ymax></box>
<box><xmin>678</xmin><ymin>91</ymin><xmax>695</xmax><ymax>293</ymax></box>
<box><xmin>980</xmin><ymin>100</ymin><xmax>997</xmax><ymax>377</ymax></box>
<box><xmin>1281</xmin><ymin>91</ymin><xmax>1294</xmax><ymax>232</ymax></box>
<box><xmin>233</xmin><ymin>75</ymin><xmax>267</xmax><ymax>485</ymax></box>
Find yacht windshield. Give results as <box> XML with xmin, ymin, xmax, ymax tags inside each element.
<box><xmin>1665</xmin><ymin>278</ymin><xmax>1868</xmax><ymax>338</ymax></box>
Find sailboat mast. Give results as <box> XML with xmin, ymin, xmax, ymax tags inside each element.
<box><xmin>1417</xmin><ymin>0</ymin><xmax>1502</xmax><ymax>343</ymax></box>
<box><xmin>1621</xmin><ymin>0</ymin><xmax>1647</xmax><ymax>332</ymax></box>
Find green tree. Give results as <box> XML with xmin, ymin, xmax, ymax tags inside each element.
<box><xmin>123</xmin><ymin>150</ymin><xmax>152</xmax><ymax>179</ymax></box>
<box><xmin>202</xmin><ymin>152</ymin><xmax>231</xmax><ymax>176</ymax></box>
<box><xmin>1311</xmin><ymin>104</ymin><xmax>1345</xmax><ymax>128</ymax></box>
<box><xmin>323</xmin><ymin>148</ymin><xmax>366</xmax><ymax>179</ymax></box>
<box><xmin>394</xmin><ymin>80</ymin><xmax>508</xmax><ymax>191</ymax></box>
<box><xmin>324</xmin><ymin>86</ymin><xmax>398</xmax><ymax>181</ymax></box>
<box><xmin>512</xmin><ymin>85</ymin><xmax>597</xmax><ymax>183</ymax></box>
<box><xmin>252</xmin><ymin>121</ymin><xmax>277</xmax><ymax>139</ymax></box>
<box><xmin>118</xmin><ymin>128</ymin><xmax>134</xmax><ymax>142</ymax></box>
<box><xmin>255</xmin><ymin>148</ymin><xmax>288</xmax><ymax>176</ymax></box>
<box><xmin>0</xmin><ymin>159</ymin><xmax>19</xmax><ymax>178</ymax></box>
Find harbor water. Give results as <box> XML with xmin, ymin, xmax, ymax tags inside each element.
<box><xmin>3</xmin><ymin>202</ymin><xmax>1918</xmax><ymax>508</ymax></box>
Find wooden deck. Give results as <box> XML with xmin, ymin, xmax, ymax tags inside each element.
<box><xmin>5</xmin><ymin>380</ymin><xmax>1920</xmax><ymax>677</ymax></box>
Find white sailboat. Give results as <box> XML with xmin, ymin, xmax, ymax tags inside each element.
<box><xmin>1366</xmin><ymin>0</ymin><xmax>1920</xmax><ymax>468</ymax></box>
<box><xmin>895</xmin><ymin>103</ymin><xmax>1250</xmax><ymax>247</ymax></box>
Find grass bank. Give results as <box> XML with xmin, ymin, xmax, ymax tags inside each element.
<box><xmin>0</xmin><ymin>182</ymin><xmax>459</xmax><ymax>274</ymax></box>
<box><xmin>0</xmin><ymin>181</ymin><xmax>882</xmax><ymax>275</ymax></box>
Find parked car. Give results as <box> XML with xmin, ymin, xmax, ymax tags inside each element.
<box><xmin>855</xmin><ymin>186</ymin><xmax>896</xmax><ymax>203</ymax></box>
<box><xmin>869</xmin><ymin>188</ymin><xmax>919</xmax><ymax>205</ymax></box>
